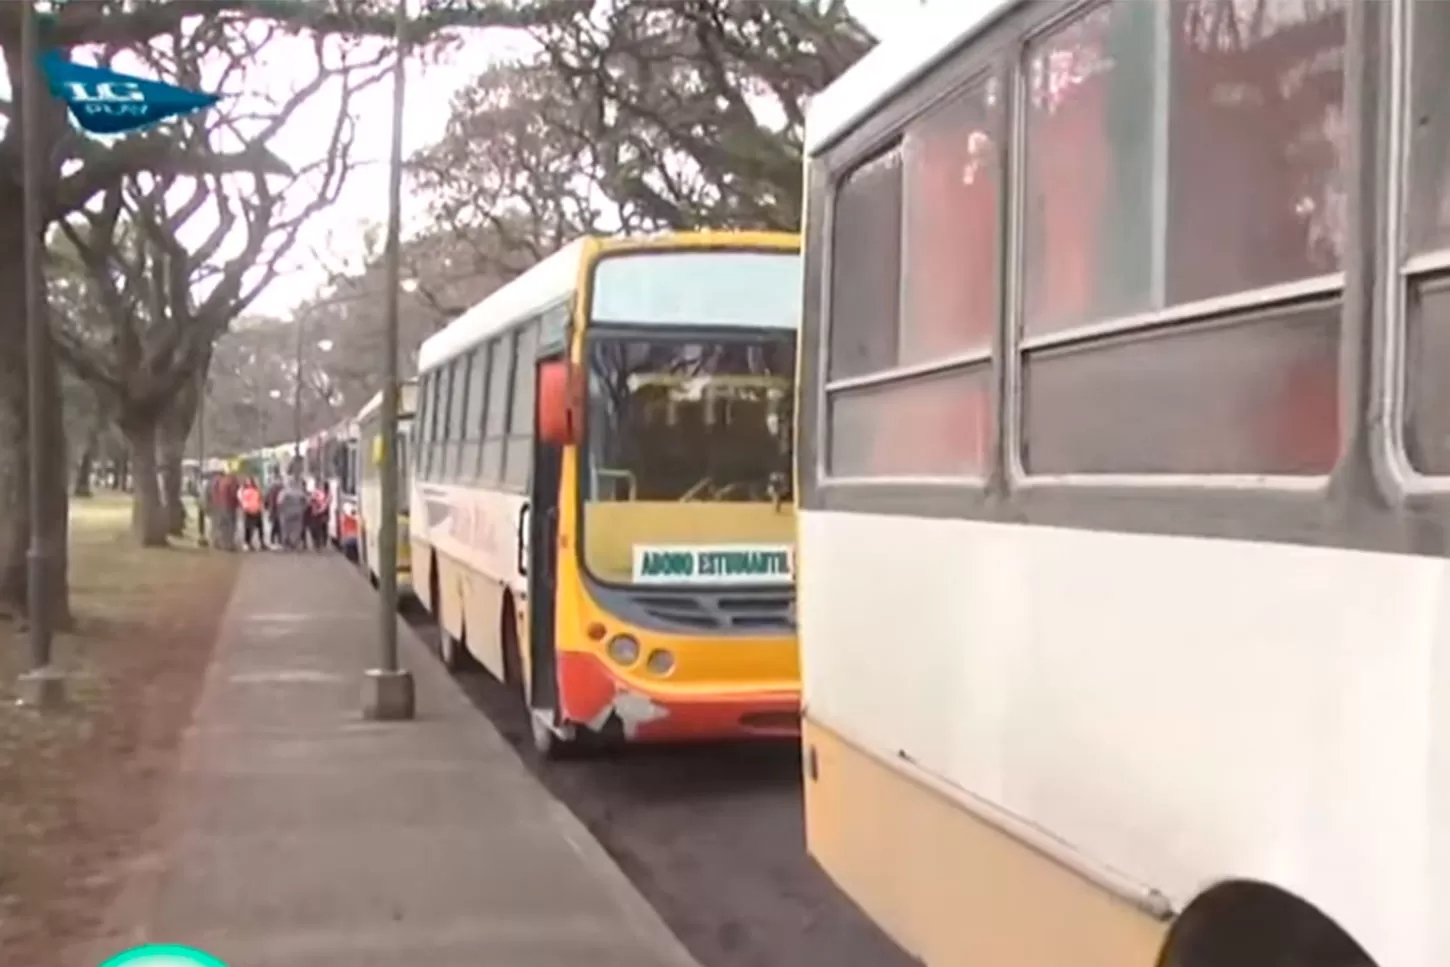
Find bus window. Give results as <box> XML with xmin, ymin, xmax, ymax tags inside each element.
<box><xmin>1023</xmin><ymin>0</ymin><xmax>1346</xmax><ymax>336</ymax></box>
<box><xmin>461</xmin><ymin>344</ymin><xmax>489</xmax><ymax>480</ymax></box>
<box><xmin>823</xmin><ymin>79</ymin><xmax>999</xmax><ymax>480</ymax></box>
<box><xmin>481</xmin><ymin>332</ymin><xmax>513</xmax><ymax>482</ymax></box>
<box><xmin>1404</xmin><ymin>0</ymin><xmax>1450</xmax><ymax>476</ymax></box>
<box><xmin>1019</xmin><ymin>0</ymin><xmax>1345</xmax><ymax>477</ymax></box>
<box><xmin>828</xmin><ymin>147</ymin><xmax>902</xmax><ymax>381</ymax></box>
<box><xmin>504</xmin><ymin>321</ymin><xmax>539</xmax><ymax>490</ymax></box>
<box><xmin>901</xmin><ymin>76</ymin><xmax>1000</xmax><ymax>366</ymax></box>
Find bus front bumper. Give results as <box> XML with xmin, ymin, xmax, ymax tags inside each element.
<box><xmin>557</xmin><ymin>650</ymin><xmax>800</xmax><ymax>743</ymax></box>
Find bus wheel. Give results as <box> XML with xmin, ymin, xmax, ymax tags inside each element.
<box><xmin>500</xmin><ymin>596</ymin><xmax>524</xmax><ymax>699</ymax></box>
<box><xmin>439</xmin><ymin>626</ymin><xmax>467</xmax><ymax>672</ymax></box>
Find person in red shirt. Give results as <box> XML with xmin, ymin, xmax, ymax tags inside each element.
<box><xmin>239</xmin><ymin>477</ymin><xmax>265</xmax><ymax>550</ymax></box>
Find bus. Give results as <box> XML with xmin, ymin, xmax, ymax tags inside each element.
<box><xmin>303</xmin><ymin>418</ymin><xmax>360</xmax><ymax>558</ymax></box>
<box><xmin>796</xmin><ymin>3</ymin><xmax>1447</xmax><ymax>967</ymax></box>
<box><xmin>355</xmin><ymin>381</ymin><xmax>416</xmax><ymax>596</ymax></box>
<box><xmin>412</xmin><ymin>231</ymin><xmax>801</xmax><ymax>757</ymax></box>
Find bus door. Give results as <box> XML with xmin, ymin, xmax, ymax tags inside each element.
<box><xmin>525</xmin><ymin>351</ymin><xmax>564</xmax><ymax>714</ymax></box>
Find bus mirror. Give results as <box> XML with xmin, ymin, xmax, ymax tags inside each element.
<box><xmin>371</xmin><ymin>436</ymin><xmax>384</xmax><ymax>467</ymax></box>
<box><xmin>539</xmin><ymin>359</ymin><xmax>579</xmax><ymax>446</ymax></box>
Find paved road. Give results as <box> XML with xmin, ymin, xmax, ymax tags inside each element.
<box><xmin>406</xmin><ymin>613</ymin><xmax>921</xmax><ymax>967</ymax></box>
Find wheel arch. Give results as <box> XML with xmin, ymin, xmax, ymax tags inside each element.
<box><xmin>1156</xmin><ymin>879</ymin><xmax>1377</xmax><ymax>967</ymax></box>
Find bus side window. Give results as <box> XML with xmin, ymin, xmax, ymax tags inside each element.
<box><xmin>482</xmin><ymin>333</ymin><xmax>513</xmax><ymax>483</ymax></box>
<box><xmin>824</xmin><ymin>75</ymin><xmax>1000</xmax><ymax>480</ymax></box>
<box><xmin>1018</xmin><ymin>0</ymin><xmax>1345</xmax><ymax>478</ymax></box>
<box><xmin>462</xmin><ymin>344</ymin><xmax>490</xmax><ymax>481</ymax></box>
<box><xmin>504</xmin><ymin>320</ymin><xmax>539</xmax><ymax>490</ymax></box>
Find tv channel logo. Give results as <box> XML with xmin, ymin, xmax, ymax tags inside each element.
<box><xmin>40</xmin><ymin>53</ymin><xmax>220</xmax><ymax>135</ymax></box>
<box><xmin>98</xmin><ymin>944</ymin><xmax>228</xmax><ymax>967</ymax></box>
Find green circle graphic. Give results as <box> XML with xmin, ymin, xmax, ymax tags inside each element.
<box><xmin>98</xmin><ymin>944</ymin><xmax>229</xmax><ymax>967</ymax></box>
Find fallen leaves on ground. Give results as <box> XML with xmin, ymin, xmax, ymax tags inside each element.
<box><xmin>0</xmin><ymin>494</ymin><xmax>239</xmax><ymax>966</ymax></box>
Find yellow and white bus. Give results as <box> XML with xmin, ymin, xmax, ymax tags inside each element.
<box><xmin>412</xmin><ymin>231</ymin><xmax>801</xmax><ymax>756</ymax></box>
<box><xmin>797</xmin><ymin>3</ymin><xmax>1445</xmax><ymax>967</ymax></box>
<box><xmin>355</xmin><ymin>380</ymin><xmax>416</xmax><ymax>597</ymax></box>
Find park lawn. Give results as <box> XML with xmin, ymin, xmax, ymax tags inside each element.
<box><xmin>0</xmin><ymin>492</ymin><xmax>239</xmax><ymax>965</ymax></box>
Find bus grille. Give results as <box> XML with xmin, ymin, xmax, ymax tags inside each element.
<box><xmin>630</xmin><ymin>590</ymin><xmax>794</xmax><ymax>633</ymax></box>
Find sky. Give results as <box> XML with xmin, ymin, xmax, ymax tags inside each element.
<box><xmin>0</xmin><ymin>0</ymin><xmax>926</xmax><ymax>318</ymax></box>
<box><xmin>247</xmin><ymin>0</ymin><xmax>926</xmax><ymax>316</ymax></box>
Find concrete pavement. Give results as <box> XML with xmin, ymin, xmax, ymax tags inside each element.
<box><xmin>98</xmin><ymin>552</ymin><xmax>701</xmax><ymax>967</ymax></box>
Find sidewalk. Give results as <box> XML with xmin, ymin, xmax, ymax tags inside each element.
<box><xmin>100</xmin><ymin>553</ymin><xmax>701</xmax><ymax>967</ymax></box>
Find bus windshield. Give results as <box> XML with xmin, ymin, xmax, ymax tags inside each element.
<box><xmin>581</xmin><ymin>331</ymin><xmax>796</xmax><ymax>585</ymax></box>
<box><xmin>590</xmin><ymin>249</ymin><xmax>801</xmax><ymax>330</ymax></box>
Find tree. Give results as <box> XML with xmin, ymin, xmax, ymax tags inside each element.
<box><xmin>59</xmin><ymin>363</ymin><xmax>107</xmax><ymax>498</ymax></box>
<box><xmin>0</xmin><ymin>0</ymin><xmax>587</xmax><ymax>615</ymax></box>
<box><xmin>198</xmin><ymin>317</ymin><xmax>347</xmax><ymax>457</ymax></box>
<box><xmin>49</xmin><ymin>30</ymin><xmax>389</xmax><ymax>545</ymax></box>
<box><xmin>411</xmin><ymin>0</ymin><xmax>873</xmax><ymax>268</ymax></box>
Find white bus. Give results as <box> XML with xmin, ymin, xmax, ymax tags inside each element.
<box><xmin>355</xmin><ymin>381</ymin><xmax>417</xmax><ymax>595</ymax></box>
<box><xmin>796</xmin><ymin>3</ymin><xmax>1446</xmax><ymax>967</ymax></box>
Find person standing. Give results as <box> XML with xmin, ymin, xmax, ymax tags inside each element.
<box><xmin>210</xmin><ymin>467</ymin><xmax>239</xmax><ymax>551</ymax></box>
<box><xmin>239</xmin><ymin>476</ymin><xmax>266</xmax><ymax>550</ymax></box>
<box><xmin>308</xmin><ymin>480</ymin><xmax>331</xmax><ymax>551</ymax></box>
<box><xmin>266</xmin><ymin>475</ymin><xmax>284</xmax><ymax>548</ymax></box>
<box><xmin>279</xmin><ymin>475</ymin><xmax>307</xmax><ymax>550</ymax></box>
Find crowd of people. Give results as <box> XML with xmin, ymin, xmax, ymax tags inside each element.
<box><xmin>203</xmin><ymin>466</ymin><xmax>332</xmax><ymax>552</ymax></box>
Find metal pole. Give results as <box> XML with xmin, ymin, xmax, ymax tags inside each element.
<box><xmin>363</xmin><ymin>0</ymin><xmax>414</xmax><ymax>721</ymax></box>
<box><xmin>18</xmin><ymin>0</ymin><xmax>63</xmax><ymax>708</ymax></box>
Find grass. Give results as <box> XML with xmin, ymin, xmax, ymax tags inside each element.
<box><xmin>0</xmin><ymin>491</ymin><xmax>239</xmax><ymax>962</ymax></box>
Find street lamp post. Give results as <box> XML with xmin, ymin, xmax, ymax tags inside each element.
<box><xmin>17</xmin><ymin>1</ymin><xmax>64</xmax><ymax>708</ymax></box>
<box><xmin>362</xmin><ymin>0</ymin><xmax>415</xmax><ymax>721</ymax></box>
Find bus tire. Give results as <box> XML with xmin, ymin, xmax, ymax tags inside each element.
<box><xmin>439</xmin><ymin>625</ymin><xmax>468</xmax><ymax>673</ymax></box>
<box><xmin>500</xmin><ymin>594</ymin><xmax>524</xmax><ymax>698</ymax></box>
<box><xmin>1159</xmin><ymin>881</ymin><xmax>1376</xmax><ymax>967</ymax></box>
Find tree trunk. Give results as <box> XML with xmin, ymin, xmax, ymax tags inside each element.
<box><xmin>122</xmin><ymin>420</ymin><xmax>168</xmax><ymax>547</ymax></box>
<box><xmin>0</xmin><ymin>192</ymin><xmax>72</xmax><ymax>627</ymax></box>
<box><xmin>161</xmin><ymin>449</ymin><xmax>185</xmax><ymax>537</ymax></box>
<box><xmin>115</xmin><ymin>446</ymin><xmax>131</xmax><ymax>491</ymax></box>
<box><xmin>73</xmin><ymin>437</ymin><xmax>96</xmax><ymax>498</ymax></box>
<box><xmin>160</xmin><ymin>361</ymin><xmax>207</xmax><ymax>538</ymax></box>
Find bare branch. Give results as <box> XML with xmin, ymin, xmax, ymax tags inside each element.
<box><xmin>45</xmin><ymin>0</ymin><xmax>592</xmax><ymax>49</ymax></box>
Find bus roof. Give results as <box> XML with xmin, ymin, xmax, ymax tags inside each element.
<box><xmin>355</xmin><ymin>379</ymin><xmax>418</xmax><ymax>424</ymax></box>
<box><xmin>804</xmin><ymin>0</ymin><xmax>1014</xmax><ymax>156</ymax></box>
<box><xmin>417</xmin><ymin>230</ymin><xmax>801</xmax><ymax>375</ymax></box>
<box><xmin>418</xmin><ymin>237</ymin><xmax>592</xmax><ymax>376</ymax></box>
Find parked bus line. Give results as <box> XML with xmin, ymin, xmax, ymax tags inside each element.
<box><xmin>412</xmin><ymin>231</ymin><xmax>803</xmax><ymax>758</ymax></box>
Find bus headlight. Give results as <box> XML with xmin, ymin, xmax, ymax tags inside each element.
<box><xmin>606</xmin><ymin>635</ymin><xmax>640</xmax><ymax>666</ymax></box>
<box><xmin>645</xmin><ymin>649</ymin><xmax>675</xmax><ymax>676</ymax></box>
